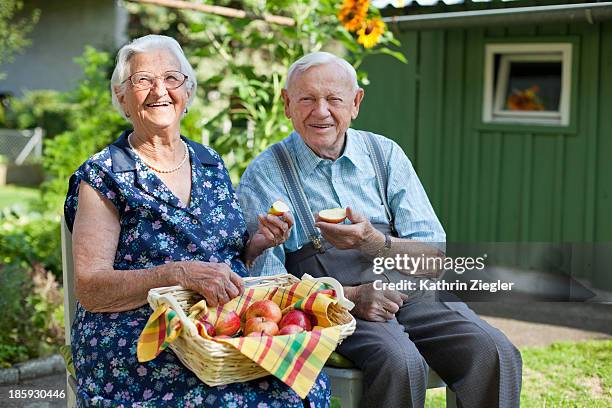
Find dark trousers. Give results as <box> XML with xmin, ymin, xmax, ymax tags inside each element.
<box><xmin>337</xmin><ymin>298</ymin><xmax>522</xmax><ymax>408</ymax></box>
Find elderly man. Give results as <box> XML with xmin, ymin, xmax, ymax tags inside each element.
<box><xmin>237</xmin><ymin>52</ymin><xmax>522</xmax><ymax>408</ymax></box>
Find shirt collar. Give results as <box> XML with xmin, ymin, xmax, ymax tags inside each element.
<box><xmin>342</xmin><ymin>128</ymin><xmax>369</xmax><ymax>172</ymax></box>
<box><xmin>287</xmin><ymin>128</ymin><xmax>368</xmax><ymax>177</ymax></box>
<box><xmin>109</xmin><ymin>129</ymin><xmax>217</xmax><ymax>172</ymax></box>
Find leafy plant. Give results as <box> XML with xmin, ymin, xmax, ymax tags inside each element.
<box><xmin>0</xmin><ymin>90</ymin><xmax>69</xmax><ymax>138</ymax></box>
<box><xmin>0</xmin><ymin>0</ymin><xmax>40</xmax><ymax>78</ymax></box>
<box><xmin>0</xmin><ymin>261</ymin><xmax>64</xmax><ymax>367</ymax></box>
<box><xmin>0</xmin><ymin>209</ymin><xmax>65</xmax><ymax>366</ymax></box>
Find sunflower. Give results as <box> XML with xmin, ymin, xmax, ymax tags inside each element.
<box><xmin>357</xmin><ymin>18</ymin><xmax>385</xmax><ymax>49</ymax></box>
<box><xmin>338</xmin><ymin>0</ymin><xmax>369</xmax><ymax>32</ymax></box>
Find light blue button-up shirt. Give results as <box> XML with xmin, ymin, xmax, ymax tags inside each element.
<box><xmin>237</xmin><ymin>128</ymin><xmax>446</xmax><ymax>276</ymax></box>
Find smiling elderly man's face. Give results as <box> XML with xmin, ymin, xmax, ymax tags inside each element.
<box><xmin>282</xmin><ymin>63</ymin><xmax>364</xmax><ymax>160</ymax></box>
<box><xmin>119</xmin><ymin>49</ymin><xmax>190</xmax><ymax>132</ymax></box>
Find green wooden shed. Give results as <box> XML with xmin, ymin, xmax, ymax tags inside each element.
<box><xmin>356</xmin><ymin>0</ymin><xmax>612</xmax><ymax>292</ymax></box>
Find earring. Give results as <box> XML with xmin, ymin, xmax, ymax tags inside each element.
<box><xmin>184</xmin><ymin>108</ymin><xmax>189</xmax><ymax>114</ymax></box>
<box><xmin>125</xmin><ymin>112</ymin><xmax>130</xmax><ymax>118</ymax></box>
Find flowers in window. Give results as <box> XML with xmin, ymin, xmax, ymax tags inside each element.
<box><xmin>507</xmin><ymin>85</ymin><xmax>545</xmax><ymax>111</ymax></box>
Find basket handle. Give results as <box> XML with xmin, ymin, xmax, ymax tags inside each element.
<box><xmin>302</xmin><ymin>274</ymin><xmax>355</xmax><ymax>311</ymax></box>
<box><xmin>153</xmin><ymin>293</ymin><xmax>199</xmax><ymax>337</ymax></box>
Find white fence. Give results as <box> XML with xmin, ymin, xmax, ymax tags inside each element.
<box><xmin>0</xmin><ymin>127</ymin><xmax>44</xmax><ymax>165</ymax></box>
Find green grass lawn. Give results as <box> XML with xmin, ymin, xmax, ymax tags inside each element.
<box><xmin>425</xmin><ymin>340</ymin><xmax>612</xmax><ymax>407</ymax></box>
<box><xmin>0</xmin><ymin>184</ymin><xmax>40</xmax><ymax>211</ymax></box>
<box><xmin>333</xmin><ymin>340</ymin><xmax>612</xmax><ymax>407</ymax></box>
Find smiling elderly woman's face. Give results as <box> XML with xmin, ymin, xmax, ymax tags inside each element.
<box><xmin>118</xmin><ymin>49</ymin><xmax>191</xmax><ymax>131</ymax></box>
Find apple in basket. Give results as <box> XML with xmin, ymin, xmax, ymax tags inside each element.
<box><xmin>278</xmin><ymin>324</ymin><xmax>305</xmax><ymax>335</ymax></box>
<box><xmin>245</xmin><ymin>300</ymin><xmax>282</xmax><ymax>324</ymax></box>
<box><xmin>215</xmin><ymin>311</ymin><xmax>241</xmax><ymax>336</ymax></box>
<box><xmin>279</xmin><ymin>310</ymin><xmax>312</xmax><ymax>331</ymax></box>
<box><xmin>318</xmin><ymin>208</ymin><xmax>347</xmax><ymax>223</ymax></box>
<box><xmin>199</xmin><ymin>320</ymin><xmax>216</xmax><ymax>337</ymax></box>
<box><xmin>268</xmin><ymin>200</ymin><xmax>290</xmax><ymax>216</ymax></box>
<box><xmin>244</xmin><ymin>317</ymin><xmax>279</xmax><ymax>336</ymax></box>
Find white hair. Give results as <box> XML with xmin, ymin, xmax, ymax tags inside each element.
<box><xmin>110</xmin><ymin>35</ymin><xmax>197</xmax><ymax>121</ymax></box>
<box><xmin>285</xmin><ymin>52</ymin><xmax>359</xmax><ymax>91</ymax></box>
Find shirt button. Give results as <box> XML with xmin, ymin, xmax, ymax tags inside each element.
<box><xmin>192</xmin><ymin>219</ymin><xmax>198</xmax><ymax>225</ymax></box>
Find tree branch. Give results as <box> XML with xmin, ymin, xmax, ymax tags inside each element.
<box><xmin>128</xmin><ymin>0</ymin><xmax>295</xmax><ymax>27</ymax></box>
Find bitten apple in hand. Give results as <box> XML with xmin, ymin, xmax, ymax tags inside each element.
<box><xmin>315</xmin><ymin>207</ymin><xmax>382</xmax><ymax>251</ymax></box>
<box><xmin>318</xmin><ymin>208</ymin><xmax>347</xmax><ymax>223</ymax></box>
<box><xmin>268</xmin><ymin>200</ymin><xmax>290</xmax><ymax>216</ymax></box>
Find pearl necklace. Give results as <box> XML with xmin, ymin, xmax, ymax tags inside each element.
<box><xmin>127</xmin><ymin>132</ymin><xmax>189</xmax><ymax>174</ymax></box>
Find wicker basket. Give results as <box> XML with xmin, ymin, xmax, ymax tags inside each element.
<box><xmin>147</xmin><ymin>273</ymin><xmax>356</xmax><ymax>386</ymax></box>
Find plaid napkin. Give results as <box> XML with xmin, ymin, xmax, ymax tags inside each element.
<box><xmin>136</xmin><ymin>305</ymin><xmax>182</xmax><ymax>362</ymax></box>
<box><xmin>137</xmin><ymin>279</ymin><xmax>345</xmax><ymax>398</ymax></box>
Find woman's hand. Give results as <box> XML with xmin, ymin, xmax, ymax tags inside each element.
<box><xmin>243</xmin><ymin>212</ymin><xmax>294</xmax><ymax>267</ymax></box>
<box><xmin>176</xmin><ymin>261</ymin><xmax>245</xmax><ymax>307</ymax></box>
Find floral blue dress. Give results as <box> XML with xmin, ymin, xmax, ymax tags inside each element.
<box><xmin>64</xmin><ymin>130</ymin><xmax>330</xmax><ymax>408</ymax></box>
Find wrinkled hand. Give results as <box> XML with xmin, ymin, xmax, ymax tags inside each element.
<box><xmin>314</xmin><ymin>207</ymin><xmax>382</xmax><ymax>250</ymax></box>
<box><xmin>177</xmin><ymin>261</ymin><xmax>245</xmax><ymax>307</ymax></box>
<box><xmin>255</xmin><ymin>211</ymin><xmax>294</xmax><ymax>249</ymax></box>
<box><xmin>244</xmin><ymin>211</ymin><xmax>294</xmax><ymax>267</ymax></box>
<box><xmin>345</xmin><ymin>283</ymin><xmax>409</xmax><ymax>322</ymax></box>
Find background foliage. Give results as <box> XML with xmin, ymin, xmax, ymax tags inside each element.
<box><xmin>0</xmin><ymin>212</ymin><xmax>63</xmax><ymax>366</ymax></box>
<box><xmin>125</xmin><ymin>0</ymin><xmax>405</xmax><ymax>182</ymax></box>
<box><xmin>0</xmin><ymin>0</ymin><xmax>39</xmax><ymax>78</ymax></box>
<box><xmin>0</xmin><ymin>0</ymin><xmax>404</xmax><ymax>366</ymax></box>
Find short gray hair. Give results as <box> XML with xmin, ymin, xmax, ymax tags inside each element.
<box><xmin>110</xmin><ymin>35</ymin><xmax>197</xmax><ymax>121</ymax></box>
<box><xmin>285</xmin><ymin>52</ymin><xmax>358</xmax><ymax>91</ymax></box>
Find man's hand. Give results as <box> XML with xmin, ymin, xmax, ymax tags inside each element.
<box><xmin>244</xmin><ymin>211</ymin><xmax>294</xmax><ymax>267</ymax></box>
<box><xmin>344</xmin><ymin>283</ymin><xmax>409</xmax><ymax>322</ymax></box>
<box><xmin>314</xmin><ymin>207</ymin><xmax>383</xmax><ymax>251</ymax></box>
<box><xmin>253</xmin><ymin>211</ymin><xmax>294</xmax><ymax>249</ymax></box>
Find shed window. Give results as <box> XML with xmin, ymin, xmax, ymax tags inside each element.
<box><xmin>483</xmin><ymin>43</ymin><xmax>572</xmax><ymax>126</ymax></box>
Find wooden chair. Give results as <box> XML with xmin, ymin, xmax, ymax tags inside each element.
<box><xmin>61</xmin><ymin>217</ymin><xmax>457</xmax><ymax>407</ymax></box>
<box><xmin>61</xmin><ymin>216</ymin><xmax>77</xmax><ymax>408</ymax></box>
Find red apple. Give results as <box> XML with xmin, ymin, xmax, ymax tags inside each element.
<box><xmin>200</xmin><ymin>320</ymin><xmax>216</xmax><ymax>337</ymax></box>
<box><xmin>279</xmin><ymin>324</ymin><xmax>305</xmax><ymax>335</ymax></box>
<box><xmin>244</xmin><ymin>317</ymin><xmax>279</xmax><ymax>336</ymax></box>
<box><xmin>215</xmin><ymin>311</ymin><xmax>241</xmax><ymax>336</ymax></box>
<box><xmin>318</xmin><ymin>208</ymin><xmax>346</xmax><ymax>223</ymax></box>
<box><xmin>245</xmin><ymin>300</ymin><xmax>282</xmax><ymax>324</ymax></box>
<box><xmin>279</xmin><ymin>310</ymin><xmax>312</xmax><ymax>331</ymax></box>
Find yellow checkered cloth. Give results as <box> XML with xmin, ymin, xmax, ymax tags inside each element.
<box><xmin>137</xmin><ymin>279</ymin><xmax>345</xmax><ymax>398</ymax></box>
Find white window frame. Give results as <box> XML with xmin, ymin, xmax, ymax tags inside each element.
<box><xmin>483</xmin><ymin>43</ymin><xmax>572</xmax><ymax>126</ymax></box>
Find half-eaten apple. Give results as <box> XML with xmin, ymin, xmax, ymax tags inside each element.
<box><xmin>268</xmin><ymin>200</ymin><xmax>290</xmax><ymax>216</ymax></box>
<box><xmin>318</xmin><ymin>208</ymin><xmax>347</xmax><ymax>223</ymax></box>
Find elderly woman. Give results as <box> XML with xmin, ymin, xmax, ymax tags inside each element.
<box><xmin>64</xmin><ymin>35</ymin><xmax>330</xmax><ymax>407</ymax></box>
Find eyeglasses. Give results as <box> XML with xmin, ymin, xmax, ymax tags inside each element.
<box><xmin>124</xmin><ymin>71</ymin><xmax>188</xmax><ymax>90</ymax></box>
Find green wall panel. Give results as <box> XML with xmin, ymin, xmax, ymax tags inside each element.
<box><xmin>355</xmin><ymin>18</ymin><xmax>612</xmax><ymax>289</ymax></box>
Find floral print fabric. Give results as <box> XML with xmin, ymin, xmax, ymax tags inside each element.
<box><xmin>64</xmin><ymin>131</ymin><xmax>330</xmax><ymax>407</ymax></box>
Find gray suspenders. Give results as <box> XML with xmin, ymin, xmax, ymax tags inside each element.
<box><xmin>271</xmin><ymin>142</ymin><xmax>324</xmax><ymax>251</ymax></box>
<box><xmin>270</xmin><ymin>131</ymin><xmax>397</xmax><ymax>252</ymax></box>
